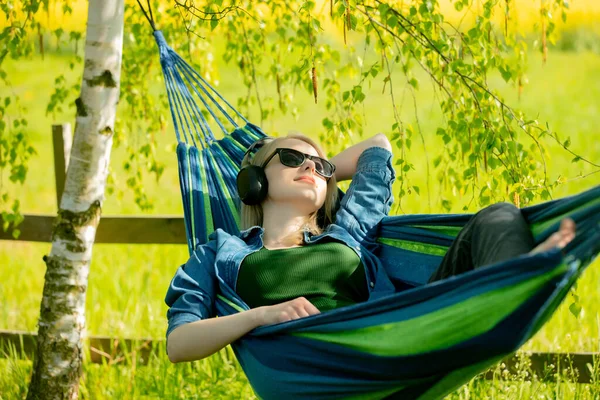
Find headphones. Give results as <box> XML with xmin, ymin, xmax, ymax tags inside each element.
<box><xmin>236</xmin><ymin>136</ymin><xmax>342</xmax><ymax>226</ymax></box>
<box><xmin>236</xmin><ymin>136</ymin><xmax>273</xmax><ymax>206</ymax></box>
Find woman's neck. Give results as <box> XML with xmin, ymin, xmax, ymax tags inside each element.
<box><xmin>261</xmin><ymin>202</ymin><xmax>310</xmax><ymax>248</ymax></box>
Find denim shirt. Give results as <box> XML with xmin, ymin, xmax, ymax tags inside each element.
<box><xmin>164</xmin><ymin>146</ymin><xmax>397</xmax><ymax>339</ymax></box>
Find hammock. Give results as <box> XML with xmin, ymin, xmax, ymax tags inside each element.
<box><xmin>151</xmin><ymin>29</ymin><xmax>600</xmax><ymax>399</ymax></box>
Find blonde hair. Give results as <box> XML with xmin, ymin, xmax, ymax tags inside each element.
<box><xmin>240</xmin><ymin>133</ymin><xmax>339</xmax><ymax>246</ymax></box>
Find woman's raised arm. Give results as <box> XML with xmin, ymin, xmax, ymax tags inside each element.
<box><xmin>330</xmin><ymin>134</ymin><xmax>396</xmax><ymax>251</ymax></box>
<box><xmin>329</xmin><ymin>133</ymin><xmax>393</xmax><ymax>182</ymax></box>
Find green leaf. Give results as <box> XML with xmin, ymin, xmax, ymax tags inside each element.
<box><xmin>569</xmin><ymin>302</ymin><xmax>581</xmax><ymax>318</ymax></box>
<box><xmin>441</xmin><ymin>199</ymin><xmax>452</xmax><ymax>212</ymax></box>
<box><xmin>498</xmin><ymin>66</ymin><xmax>512</xmax><ymax>82</ymax></box>
<box><xmin>387</xmin><ymin>15</ymin><xmax>397</xmax><ymax>28</ymax></box>
<box><xmin>351</xmin><ymin>85</ymin><xmax>365</xmax><ymax>102</ymax></box>
<box><xmin>378</xmin><ymin>3</ymin><xmax>390</xmax><ymax>16</ymax></box>
<box><xmin>468</xmin><ymin>27</ymin><xmax>479</xmax><ymax>40</ymax></box>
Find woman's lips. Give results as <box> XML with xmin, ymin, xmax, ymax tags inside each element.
<box><xmin>296</xmin><ymin>177</ymin><xmax>316</xmax><ymax>185</ymax></box>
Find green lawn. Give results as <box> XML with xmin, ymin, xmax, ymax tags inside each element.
<box><xmin>0</xmin><ymin>45</ymin><xmax>599</xmax><ymax>398</ymax></box>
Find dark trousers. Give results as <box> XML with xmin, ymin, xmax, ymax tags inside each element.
<box><xmin>428</xmin><ymin>203</ymin><xmax>535</xmax><ymax>283</ymax></box>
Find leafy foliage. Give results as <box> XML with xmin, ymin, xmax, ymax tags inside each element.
<box><xmin>1</xmin><ymin>0</ymin><xmax>598</xmax><ymax>226</ymax></box>
<box><xmin>171</xmin><ymin>0</ymin><xmax>599</xmax><ymax>213</ymax></box>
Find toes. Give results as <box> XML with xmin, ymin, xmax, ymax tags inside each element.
<box><xmin>560</xmin><ymin>218</ymin><xmax>576</xmax><ymax>233</ymax></box>
<box><xmin>557</xmin><ymin>218</ymin><xmax>576</xmax><ymax>248</ymax></box>
<box><xmin>538</xmin><ymin>232</ymin><xmax>560</xmax><ymax>252</ymax></box>
<box><xmin>558</xmin><ymin>237</ymin><xmax>569</xmax><ymax>248</ymax></box>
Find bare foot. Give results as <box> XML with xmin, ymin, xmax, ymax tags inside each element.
<box><xmin>530</xmin><ymin>218</ymin><xmax>576</xmax><ymax>255</ymax></box>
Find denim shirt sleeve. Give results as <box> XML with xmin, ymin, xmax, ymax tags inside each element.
<box><xmin>164</xmin><ymin>239</ymin><xmax>218</xmax><ymax>340</ymax></box>
<box><xmin>335</xmin><ymin>146</ymin><xmax>396</xmax><ymax>250</ymax></box>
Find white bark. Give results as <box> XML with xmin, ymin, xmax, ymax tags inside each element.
<box><xmin>27</xmin><ymin>1</ymin><xmax>124</xmax><ymax>399</ymax></box>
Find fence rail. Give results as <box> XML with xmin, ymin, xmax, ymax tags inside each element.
<box><xmin>0</xmin><ymin>213</ymin><xmax>186</xmax><ymax>243</ymax></box>
<box><xmin>0</xmin><ymin>124</ymin><xmax>598</xmax><ymax>384</ymax></box>
<box><xmin>0</xmin><ymin>123</ymin><xmax>187</xmax><ymax>244</ymax></box>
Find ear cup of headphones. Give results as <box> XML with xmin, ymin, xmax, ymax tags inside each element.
<box><xmin>237</xmin><ymin>165</ymin><xmax>269</xmax><ymax>205</ymax></box>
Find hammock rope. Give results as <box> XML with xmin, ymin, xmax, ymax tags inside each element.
<box><xmin>153</xmin><ymin>30</ymin><xmax>250</xmax><ymax>146</ymax></box>
<box><xmin>141</xmin><ymin>12</ymin><xmax>600</xmax><ymax>399</ymax></box>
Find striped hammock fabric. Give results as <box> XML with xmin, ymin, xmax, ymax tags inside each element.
<box><xmin>152</xmin><ymin>30</ymin><xmax>600</xmax><ymax>399</ymax></box>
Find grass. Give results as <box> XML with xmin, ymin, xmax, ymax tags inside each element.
<box><xmin>1</xmin><ymin>347</ymin><xmax>599</xmax><ymax>399</ymax></box>
<box><xmin>1</xmin><ymin>28</ymin><xmax>599</xmax><ymax>400</ymax></box>
<box><xmin>0</xmin><ymin>342</ymin><xmax>258</xmax><ymax>400</ymax></box>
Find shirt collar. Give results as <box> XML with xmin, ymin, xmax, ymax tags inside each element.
<box><xmin>238</xmin><ymin>225</ymin><xmax>313</xmax><ymax>243</ymax></box>
<box><xmin>238</xmin><ymin>225</ymin><xmax>264</xmax><ymax>241</ymax></box>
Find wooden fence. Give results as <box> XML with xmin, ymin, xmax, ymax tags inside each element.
<box><xmin>0</xmin><ymin>124</ymin><xmax>186</xmax><ymax>244</ymax></box>
<box><xmin>0</xmin><ymin>124</ymin><xmax>598</xmax><ymax>384</ymax></box>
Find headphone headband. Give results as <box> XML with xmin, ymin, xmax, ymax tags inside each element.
<box><xmin>243</xmin><ymin>136</ymin><xmax>272</xmax><ymax>161</ymax></box>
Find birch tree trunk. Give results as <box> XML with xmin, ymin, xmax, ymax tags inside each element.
<box><xmin>27</xmin><ymin>1</ymin><xmax>124</xmax><ymax>399</ymax></box>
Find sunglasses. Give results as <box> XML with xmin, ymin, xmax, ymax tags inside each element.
<box><xmin>244</xmin><ymin>137</ymin><xmax>336</xmax><ymax>179</ymax></box>
<box><xmin>262</xmin><ymin>148</ymin><xmax>336</xmax><ymax>179</ymax></box>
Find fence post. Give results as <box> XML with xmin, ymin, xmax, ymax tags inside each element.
<box><xmin>52</xmin><ymin>123</ymin><xmax>72</xmax><ymax>208</ymax></box>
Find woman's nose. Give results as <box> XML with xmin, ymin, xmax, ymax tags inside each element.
<box><xmin>303</xmin><ymin>159</ymin><xmax>316</xmax><ymax>172</ymax></box>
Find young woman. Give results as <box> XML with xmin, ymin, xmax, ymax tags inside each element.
<box><xmin>165</xmin><ymin>132</ymin><xmax>575</xmax><ymax>363</ymax></box>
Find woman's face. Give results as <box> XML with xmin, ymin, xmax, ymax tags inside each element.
<box><xmin>262</xmin><ymin>138</ymin><xmax>328</xmax><ymax>214</ymax></box>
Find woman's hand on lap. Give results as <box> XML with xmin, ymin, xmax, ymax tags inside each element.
<box><xmin>253</xmin><ymin>297</ymin><xmax>320</xmax><ymax>326</ymax></box>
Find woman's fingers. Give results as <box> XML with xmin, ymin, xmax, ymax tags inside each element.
<box><xmin>258</xmin><ymin>297</ymin><xmax>322</xmax><ymax>326</ymax></box>
<box><xmin>295</xmin><ymin>308</ymin><xmax>310</xmax><ymax>318</ymax></box>
<box><xmin>295</xmin><ymin>297</ymin><xmax>321</xmax><ymax>316</ymax></box>
<box><xmin>284</xmin><ymin>310</ymin><xmax>301</xmax><ymax>320</ymax></box>
<box><xmin>282</xmin><ymin>297</ymin><xmax>320</xmax><ymax>321</ymax></box>
<box><xmin>303</xmin><ymin>302</ymin><xmax>321</xmax><ymax>316</ymax></box>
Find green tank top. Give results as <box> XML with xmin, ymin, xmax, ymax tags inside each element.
<box><xmin>236</xmin><ymin>241</ymin><xmax>369</xmax><ymax>312</ymax></box>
